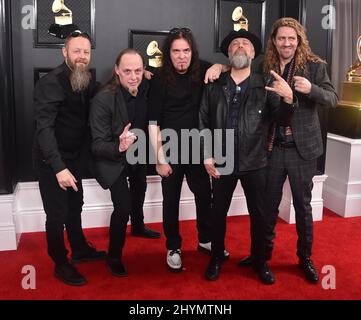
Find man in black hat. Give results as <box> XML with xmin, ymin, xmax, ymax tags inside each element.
<box><xmin>199</xmin><ymin>29</ymin><xmax>295</xmax><ymax>284</ymax></box>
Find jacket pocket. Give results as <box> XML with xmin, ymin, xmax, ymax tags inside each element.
<box><xmin>246</xmin><ymin>106</ymin><xmax>265</xmax><ymax>135</ymax></box>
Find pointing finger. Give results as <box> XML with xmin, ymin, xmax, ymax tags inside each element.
<box><xmin>123</xmin><ymin>123</ymin><xmax>132</xmax><ymax>135</ymax></box>
<box><xmin>70</xmin><ymin>179</ymin><xmax>78</xmax><ymax>192</ymax></box>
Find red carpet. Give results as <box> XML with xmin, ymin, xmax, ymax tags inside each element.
<box><xmin>0</xmin><ymin>208</ymin><xmax>360</xmax><ymax>300</ymax></box>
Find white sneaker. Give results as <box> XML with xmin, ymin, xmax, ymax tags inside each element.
<box><xmin>167</xmin><ymin>249</ymin><xmax>182</xmax><ymax>272</ymax></box>
<box><xmin>198</xmin><ymin>242</ymin><xmax>230</xmax><ymax>259</ymax></box>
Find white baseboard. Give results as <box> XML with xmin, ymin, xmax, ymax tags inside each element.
<box><xmin>279</xmin><ymin>175</ymin><xmax>327</xmax><ymax>224</ymax></box>
<box><xmin>1</xmin><ymin>174</ymin><xmax>326</xmax><ymax>251</ymax></box>
<box><xmin>324</xmin><ymin>134</ymin><xmax>361</xmax><ymax>218</ymax></box>
<box><xmin>323</xmin><ymin>179</ymin><xmax>361</xmax><ymax>218</ymax></box>
<box><xmin>0</xmin><ymin>194</ymin><xmax>18</xmax><ymax>250</ymax></box>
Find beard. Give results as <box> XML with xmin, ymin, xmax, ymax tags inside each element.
<box><xmin>67</xmin><ymin>59</ymin><xmax>92</xmax><ymax>92</ymax></box>
<box><xmin>229</xmin><ymin>52</ymin><xmax>252</xmax><ymax>70</ymax></box>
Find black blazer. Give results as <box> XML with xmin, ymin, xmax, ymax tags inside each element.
<box><xmin>89</xmin><ymin>82</ymin><xmax>148</xmax><ymax>189</ymax></box>
<box><xmin>290</xmin><ymin>61</ymin><xmax>338</xmax><ymax>160</ymax></box>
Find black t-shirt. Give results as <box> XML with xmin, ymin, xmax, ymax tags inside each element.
<box><xmin>148</xmin><ymin>60</ymin><xmax>211</xmax><ymax>131</ymax></box>
<box><xmin>120</xmin><ymin>81</ymin><xmax>148</xmax><ymax>131</ymax></box>
<box><xmin>275</xmin><ymin>60</ymin><xmax>295</xmax><ymax>144</ymax></box>
<box><xmin>227</xmin><ymin>74</ymin><xmax>250</xmax><ymax>175</ymax></box>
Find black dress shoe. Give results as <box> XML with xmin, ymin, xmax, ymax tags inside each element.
<box><xmin>107</xmin><ymin>258</ymin><xmax>128</xmax><ymax>277</ymax></box>
<box><xmin>238</xmin><ymin>256</ymin><xmax>252</xmax><ymax>267</ymax></box>
<box><xmin>253</xmin><ymin>263</ymin><xmax>275</xmax><ymax>285</ymax></box>
<box><xmin>71</xmin><ymin>244</ymin><xmax>107</xmax><ymax>264</ymax></box>
<box><xmin>54</xmin><ymin>262</ymin><xmax>87</xmax><ymax>286</ymax></box>
<box><xmin>205</xmin><ymin>257</ymin><xmax>223</xmax><ymax>281</ymax></box>
<box><xmin>299</xmin><ymin>258</ymin><xmax>319</xmax><ymax>283</ymax></box>
<box><xmin>131</xmin><ymin>226</ymin><xmax>161</xmax><ymax>239</ymax></box>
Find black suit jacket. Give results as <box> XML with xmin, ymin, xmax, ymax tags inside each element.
<box><xmin>89</xmin><ymin>81</ymin><xmax>148</xmax><ymax>189</ymax></box>
<box><xmin>290</xmin><ymin>61</ymin><xmax>338</xmax><ymax>160</ymax></box>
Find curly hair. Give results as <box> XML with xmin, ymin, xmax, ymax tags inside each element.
<box><xmin>263</xmin><ymin>17</ymin><xmax>325</xmax><ymax>76</ymax></box>
<box><xmin>101</xmin><ymin>48</ymin><xmax>145</xmax><ymax>92</ymax></box>
<box><xmin>159</xmin><ymin>28</ymin><xmax>201</xmax><ymax>88</ymax></box>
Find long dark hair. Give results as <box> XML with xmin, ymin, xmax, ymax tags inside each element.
<box><xmin>159</xmin><ymin>28</ymin><xmax>201</xmax><ymax>88</ymax></box>
<box><xmin>101</xmin><ymin>48</ymin><xmax>145</xmax><ymax>92</ymax></box>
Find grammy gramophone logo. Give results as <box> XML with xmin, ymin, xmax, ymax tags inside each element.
<box><xmin>52</xmin><ymin>0</ymin><xmax>73</xmax><ymax>25</ymax></box>
<box><xmin>339</xmin><ymin>35</ymin><xmax>361</xmax><ymax>109</ymax></box>
<box><xmin>48</xmin><ymin>0</ymin><xmax>79</xmax><ymax>39</ymax></box>
<box><xmin>232</xmin><ymin>6</ymin><xmax>249</xmax><ymax>31</ymax></box>
<box><xmin>147</xmin><ymin>41</ymin><xmax>163</xmax><ymax>68</ymax></box>
<box><xmin>346</xmin><ymin>35</ymin><xmax>361</xmax><ymax>82</ymax></box>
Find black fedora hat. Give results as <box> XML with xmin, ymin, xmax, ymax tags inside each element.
<box><xmin>220</xmin><ymin>29</ymin><xmax>262</xmax><ymax>58</ymax></box>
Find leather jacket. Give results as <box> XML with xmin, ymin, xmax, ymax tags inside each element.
<box><xmin>199</xmin><ymin>71</ymin><xmax>292</xmax><ymax>172</ymax></box>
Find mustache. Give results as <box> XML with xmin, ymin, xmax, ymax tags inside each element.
<box><xmin>75</xmin><ymin>59</ymin><xmax>88</xmax><ymax>64</ymax></box>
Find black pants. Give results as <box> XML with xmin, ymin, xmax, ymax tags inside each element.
<box><xmin>266</xmin><ymin>146</ymin><xmax>316</xmax><ymax>260</ymax></box>
<box><xmin>128</xmin><ymin>164</ymin><xmax>147</xmax><ymax>231</ymax></box>
<box><xmin>108</xmin><ymin>164</ymin><xmax>147</xmax><ymax>259</ymax></box>
<box><xmin>34</xmin><ymin>159</ymin><xmax>88</xmax><ymax>265</ymax></box>
<box><xmin>161</xmin><ymin>164</ymin><xmax>212</xmax><ymax>250</ymax></box>
<box><xmin>211</xmin><ymin>168</ymin><xmax>267</xmax><ymax>265</ymax></box>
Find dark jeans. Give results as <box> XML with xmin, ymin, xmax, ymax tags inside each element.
<box><xmin>108</xmin><ymin>164</ymin><xmax>147</xmax><ymax>259</ymax></box>
<box><xmin>266</xmin><ymin>146</ymin><xmax>317</xmax><ymax>260</ymax></box>
<box><xmin>211</xmin><ymin>168</ymin><xmax>268</xmax><ymax>265</ymax></box>
<box><xmin>161</xmin><ymin>164</ymin><xmax>212</xmax><ymax>250</ymax></box>
<box><xmin>34</xmin><ymin>158</ymin><xmax>88</xmax><ymax>265</ymax></box>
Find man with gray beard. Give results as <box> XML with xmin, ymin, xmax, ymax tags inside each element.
<box><xmin>33</xmin><ymin>30</ymin><xmax>106</xmax><ymax>286</ymax></box>
<box><xmin>199</xmin><ymin>30</ymin><xmax>296</xmax><ymax>284</ymax></box>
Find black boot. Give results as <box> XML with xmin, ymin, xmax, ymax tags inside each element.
<box><xmin>252</xmin><ymin>263</ymin><xmax>275</xmax><ymax>285</ymax></box>
<box><xmin>299</xmin><ymin>258</ymin><xmax>319</xmax><ymax>283</ymax></box>
<box><xmin>107</xmin><ymin>258</ymin><xmax>128</xmax><ymax>277</ymax></box>
<box><xmin>54</xmin><ymin>262</ymin><xmax>87</xmax><ymax>286</ymax></box>
<box><xmin>205</xmin><ymin>257</ymin><xmax>223</xmax><ymax>281</ymax></box>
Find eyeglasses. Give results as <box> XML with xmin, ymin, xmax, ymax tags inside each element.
<box><xmin>69</xmin><ymin>30</ymin><xmax>91</xmax><ymax>41</ymax></box>
<box><xmin>169</xmin><ymin>27</ymin><xmax>192</xmax><ymax>34</ymax></box>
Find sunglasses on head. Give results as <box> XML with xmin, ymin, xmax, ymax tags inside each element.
<box><xmin>69</xmin><ymin>30</ymin><xmax>91</xmax><ymax>41</ymax></box>
<box><xmin>169</xmin><ymin>27</ymin><xmax>192</xmax><ymax>34</ymax></box>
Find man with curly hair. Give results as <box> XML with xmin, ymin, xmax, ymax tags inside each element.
<box><xmin>239</xmin><ymin>18</ymin><xmax>338</xmax><ymax>284</ymax></box>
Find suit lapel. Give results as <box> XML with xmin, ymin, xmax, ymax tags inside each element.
<box><xmin>115</xmin><ymin>87</ymin><xmax>129</xmax><ymax>126</ymax></box>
